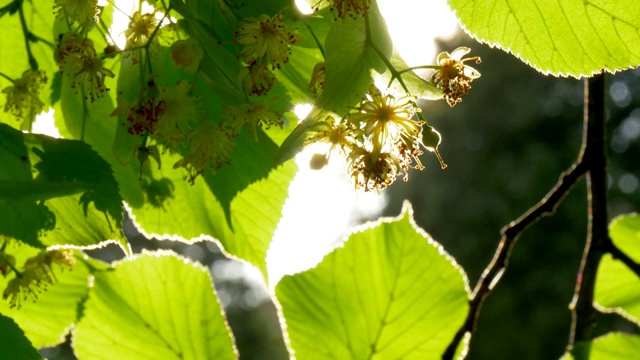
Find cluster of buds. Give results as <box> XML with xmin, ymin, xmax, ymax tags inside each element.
<box><xmin>235</xmin><ymin>14</ymin><xmax>300</xmax><ymax>96</ymax></box>
<box><xmin>315</xmin><ymin>0</ymin><xmax>372</xmax><ymax>20</ymax></box>
<box><xmin>2</xmin><ymin>249</ymin><xmax>76</xmax><ymax>309</ymax></box>
<box><xmin>55</xmin><ymin>32</ymin><xmax>115</xmax><ymax>102</ymax></box>
<box><xmin>2</xmin><ymin>69</ymin><xmax>47</xmax><ymax>119</ymax></box>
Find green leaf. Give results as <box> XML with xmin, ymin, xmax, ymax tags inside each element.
<box><xmin>0</xmin><ymin>124</ymin><xmax>129</xmax><ymax>253</ymax></box>
<box><xmin>0</xmin><ymin>0</ymin><xmax>56</xmax><ymax>129</ymax></box>
<box><xmin>54</xmin><ymin>64</ymin><xmax>144</xmax><ymax>209</ymax></box>
<box><xmin>594</xmin><ymin>214</ymin><xmax>640</xmax><ymax>324</ymax></box>
<box><xmin>448</xmin><ymin>0</ymin><xmax>640</xmax><ymax>77</ymax></box>
<box><xmin>275</xmin><ymin>201</ymin><xmax>469</xmax><ymax>359</ymax></box>
<box><xmin>0</xmin><ymin>124</ymin><xmax>48</xmax><ymax>247</ymax></box>
<box><xmin>0</xmin><ymin>244</ymin><xmax>90</xmax><ymax>348</ymax></box>
<box><xmin>73</xmin><ymin>251</ymin><xmax>237</xmax><ymax>360</ymax></box>
<box><xmin>0</xmin><ymin>313</ymin><xmax>42</xmax><ymax>360</ymax></box>
<box><xmin>276</xmin><ymin>11</ymin><xmax>331</xmax><ymax>104</ymax></box>
<box><xmin>129</xmin><ymin>150</ymin><xmax>296</xmax><ymax>282</ymax></box>
<box><xmin>205</xmin><ymin>127</ymin><xmax>280</xmax><ymax>228</ymax></box>
<box><xmin>562</xmin><ymin>333</ymin><xmax>640</xmax><ymax>360</ymax></box>
<box><xmin>316</xmin><ymin>0</ymin><xmax>391</xmax><ymax>115</ymax></box>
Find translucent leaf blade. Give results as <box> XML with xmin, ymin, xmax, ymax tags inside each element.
<box><xmin>275</xmin><ymin>201</ymin><xmax>469</xmax><ymax>359</ymax></box>
<box><xmin>0</xmin><ymin>244</ymin><xmax>90</xmax><ymax>348</ymax></box>
<box><xmin>562</xmin><ymin>333</ymin><xmax>640</xmax><ymax>360</ymax></box>
<box><xmin>595</xmin><ymin>214</ymin><xmax>640</xmax><ymax>324</ymax></box>
<box><xmin>73</xmin><ymin>251</ymin><xmax>236</xmax><ymax>359</ymax></box>
<box><xmin>0</xmin><ymin>314</ymin><xmax>42</xmax><ymax>360</ymax></box>
<box><xmin>448</xmin><ymin>0</ymin><xmax>640</xmax><ymax>77</ymax></box>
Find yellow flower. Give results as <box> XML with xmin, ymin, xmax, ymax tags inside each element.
<box><xmin>155</xmin><ymin>81</ymin><xmax>201</xmax><ymax>150</ymax></box>
<box><xmin>235</xmin><ymin>14</ymin><xmax>299</xmax><ymax>68</ymax></box>
<box><xmin>57</xmin><ymin>34</ymin><xmax>114</xmax><ymax>102</ymax></box>
<box><xmin>112</xmin><ymin>97</ymin><xmax>165</xmax><ymax>136</ymax></box>
<box><xmin>2</xmin><ymin>249</ymin><xmax>75</xmax><ymax>309</ymax></box>
<box><xmin>238</xmin><ymin>63</ymin><xmax>276</xmax><ymax>96</ymax></box>
<box><xmin>349</xmin><ymin>84</ymin><xmax>421</xmax><ymax>154</ymax></box>
<box><xmin>348</xmin><ymin>148</ymin><xmax>401</xmax><ymax>192</ymax></box>
<box><xmin>173</xmin><ymin>122</ymin><xmax>234</xmax><ymax>184</ymax></box>
<box><xmin>125</xmin><ymin>11</ymin><xmax>158</xmax><ymax>49</ymax></box>
<box><xmin>223</xmin><ymin>102</ymin><xmax>283</xmax><ymax>140</ymax></box>
<box><xmin>306</xmin><ymin>115</ymin><xmax>357</xmax><ymax>152</ymax></box>
<box><xmin>431</xmin><ymin>47</ymin><xmax>481</xmax><ymax>107</ymax></box>
<box><xmin>54</xmin><ymin>0</ymin><xmax>99</xmax><ymax>28</ymax></box>
<box><xmin>45</xmin><ymin>249</ymin><xmax>76</xmax><ymax>268</ymax></box>
<box><xmin>70</xmin><ymin>54</ymin><xmax>115</xmax><ymax>102</ymax></box>
<box><xmin>323</xmin><ymin>0</ymin><xmax>371</xmax><ymax>20</ymax></box>
<box><xmin>304</xmin><ymin>116</ymin><xmax>358</xmax><ymax>170</ymax></box>
<box><xmin>2</xmin><ymin>69</ymin><xmax>47</xmax><ymax>119</ymax></box>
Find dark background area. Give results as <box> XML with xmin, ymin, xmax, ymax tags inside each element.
<box><xmin>383</xmin><ymin>34</ymin><xmax>640</xmax><ymax>359</ymax></box>
<box><xmin>42</xmin><ymin>32</ymin><xmax>640</xmax><ymax>360</ymax></box>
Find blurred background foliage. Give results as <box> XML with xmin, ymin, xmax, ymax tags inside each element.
<box><xmin>384</xmin><ymin>34</ymin><xmax>640</xmax><ymax>359</ymax></box>
<box><xmin>42</xmin><ymin>31</ymin><xmax>640</xmax><ymax>360</ymax></box>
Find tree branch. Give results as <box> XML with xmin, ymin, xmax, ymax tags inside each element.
<box><xmin>606</xmin><ymin>240</ymin><xmax>640</xmax><ymax>279</ymax></box>
<box><xmin>568</xmin><ymin>74</ymin><xmax>608</xmax><ymax>349</ymax></box>
<box><xmin>442</xmin><ymin>133</ymin><xmax>589</xmax><ymax>359</ymax></box>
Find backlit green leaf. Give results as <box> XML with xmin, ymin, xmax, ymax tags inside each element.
<box><xmin>73</xmin><ymin>251</ymin><xmax>236</xmax><ymax>360</ymax></box>
<box><xmin>276</xmin><ymin>201</ymin><xmax>469</xmax><ymax>359</ymax></box>
<box><xmin>0</xmin><ymin>125</ymin><xmax>127</xmax><ymax>253</ymax></box>
<box><xmin>594</xmin><ymin>214</ymin><xmax>640</xmax><ymax>324</ymax></box>
<box><xmin>448</xmin><ymin>0</ymin><xmax>640</xmax><ymax>77</ymax></box>
<box><xmin>129</xmin><ymin>150</ymin><xmax>296</xmax><ymax>282</ymax></box>
<box><xmin>0</xmin><ymin>313</ymin><xmax>42</xmax><ymax>360</ymax></box>
<box><xmin>0</xmin><ymin>243</ymin><xmax>90</xmax><ymax>348</ymax></box>
<box><xmin>563</xmin><ymin>333</ymin><xmax>640</xmax><ymax>360</ymax></box>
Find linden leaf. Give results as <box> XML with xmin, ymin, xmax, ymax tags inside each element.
<box><xmin>562</xmin><ymin>333</ymin><xmax>640</xmax><ymax>360</ymax></box>
<box><xmin>73</xmin><ymin>251</ymin><xmax>236</xmax><ymax>359</ymax></box>
<box><xmin>594</xmin><ymin>214</ymin><xmax>640</xmax><ymax>325</ymax></box>
<box><xmin>276</xmin><ymin>201</ymin><xmax>470</xmax><ymax>359</ymax></box>
<box><xmin>0</xmin><ymin>244</ymin><xmax>90</xmax><ymax>348</ymax></box>
<box><xmin>449</xmin><ymin>0</ymin><xmax>640</xmax><ymax>77</ymax></box>
<box><xmin>0</xmin><ymin>314</ymin><xmax>42</xmax><ymax>360</ymax></box>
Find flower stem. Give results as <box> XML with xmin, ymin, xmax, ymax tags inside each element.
<box><xmin>0</xmin><ymin>72</ymin><xmax>13</xmax><ymax>82</ymax></box>
<box><xmin>17</xmin><ymin>0</ymin><xmax>38</xmax><ymax>70</ymax></box>
<box><xmin>0</xmin><ymin>253</ymin><xmax>22</xmax><ymax>278</ymax></box>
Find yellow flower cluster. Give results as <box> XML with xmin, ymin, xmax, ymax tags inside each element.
<box><xmin>302</xmin><ymin>47</ymin><xmax>481</xmax><ymax>191</ymax></box>
<box><xmin>2</xmin><ymin>249</ymin><xmax>75</xmax><ymax>309</ymax></box>
<box><xmin>235</xmin><ymin>14</ymin><xmax>300</xmax><ymax>96</ymax></box>
<box><xmin>56</xmin><ymin>32</ymin><xmax>115</xmax><ymax>102</ymax></box>
<box><xmin>54</xmin><ymin>0</ymin><xmax>99</xmax><ymax>28</ymax></box>
<box><xmin>2</xmin><ymin>69</ymin><xmax>47</xmax><ymax>119</ymax></box>
<box><xmin>125</xmin><ymin>11</ymin><xmax>158</xmax><ymax>49</ymax></box>
<box><xmin>324</xmin><ymin>0</ymin><xmax>372</xmax><ymax>20</ymax></box>
<box><xmin>304</xmin><ymin>84</ymin><xmax>425</xmax><ymax>191</ymax></box>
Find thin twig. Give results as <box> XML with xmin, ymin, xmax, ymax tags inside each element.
<box><xmin>606</xmin><ymin>240</ymin><xmax>640</xmax><ymax>278</ymax></box>
<box><xmin>569</xmin><ymin>74</ymin><xmax>609</xmax><ymax>349</ymax></box>
<box><xmin>442</xmin><ymin>76</ymin><xmax>608</xmax><ymax>359</ymax></box>
<box><xmin>441</xmin><ymin>158</ymin><xmax>587</xmax><ymax>359</ymax></box>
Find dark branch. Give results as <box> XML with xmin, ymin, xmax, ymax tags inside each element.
<box><xmin>606</xmin><ymin>240</ymin><xmax>640</xmax><ymax>279</ymax></box>
<box><xmin>441</xmin><ymin>140</ymin><xmax>588</xmax><ymax>360</ymax></box>
<box><xmin>569</xmin><ymin>73</ymin><xmax>608</xmax><ymax>347</ymax></box>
